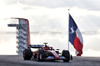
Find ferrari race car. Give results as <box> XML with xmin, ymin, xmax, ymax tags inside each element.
<box><xmin>23</xmin><ymin>43</ymin><xmax>73</xmax><ymax>62</ymax></box>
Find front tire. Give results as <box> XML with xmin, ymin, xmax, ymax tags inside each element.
<box><xmin>62</xmin><ymin>50</ymin><xmax>70</xmax><ymax>62</ymax></box>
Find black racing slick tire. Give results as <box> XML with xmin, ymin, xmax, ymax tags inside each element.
<box><xmin>62</xmin><ymin>50</ymin><xmax>70</xmax><ymax>62</ymax></box>
<box><xmin>23</xmin><ymin>49</ymin><xmax>32</xmax><ymax>60</ymax></box>
<box><xmin>37</xmin><ymin>50</ymin><xmax>45</xmax><ymax>61</ymax></box>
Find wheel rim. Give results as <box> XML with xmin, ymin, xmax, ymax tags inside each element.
<box><xmin>40</xmin><ymin>54</ymin><xmax>42</xmax><ymax>59</ymax></box>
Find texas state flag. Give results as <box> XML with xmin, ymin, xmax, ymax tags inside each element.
<box><xmin>69</xmin><ymin>14</ymin><xmax>83</xmax><ymax>56</ymax></box>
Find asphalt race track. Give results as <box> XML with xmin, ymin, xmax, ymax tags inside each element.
<box><xmin>0</xmin><ymin>55</ymin><xmax>100</xmax><ymax>66</ymax></box>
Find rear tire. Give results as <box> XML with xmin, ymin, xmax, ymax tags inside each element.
<box><xmin>62</xmin><ymin>50</ymin><xmax>70</xmax><ymax>62</ymax></box>
<box><xmin>23</xmin><ymin>49</ymin><xmax>32</xmax><ymax>60</ymax></box>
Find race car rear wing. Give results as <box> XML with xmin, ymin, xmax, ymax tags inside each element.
<box><xmin>29</xmin><ymin>45</ymin><xmax>44</xmax><ymax>48</ymax></box>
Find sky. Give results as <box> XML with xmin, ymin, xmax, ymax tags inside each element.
<box><xmin>0</xmin><ymin>0</ymin><xmax>100</xmax><ymax>57</ymax></box>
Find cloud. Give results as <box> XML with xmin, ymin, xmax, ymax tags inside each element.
<box><xmin>29</xmin><ymin>0</ymin><xmax>100</xmax><ymax>10</ymax></box>
<box><xmin>83</xmin><ymin>34</ymin><xmax>100</xmax><ymax>51</ymax></box>
<box><xmin>0</xmin><ymin>36</ymin><xmax>16</xmax><ymax>55</ymax></box>
<box><xmin>83</xmin><ymin>49</ymin><xmax>100</xmax><ymax>57</ymax></box>
<box><xmin>79</xmin><ymin>15</ymin><xmax>100</xmax><ymax>31</ymax></box>
<box><xmin>13</xmin><ymin>0</ymin><xmax>100</xmax><ymax>10</ymax></box>
<box><xmin>1</xmin><ymin>0</ymin><xmax>100</xmax><ymax>11</ymax></box>
<box><xmin>2</xmin><ymin>0</ymin><xmax>100</xmax><ymax>32</ymax></box>
<box><xmin>0</xmin><ymin>0</ymin><xmax>17</xmax><ymax>5</ymax></box>
<box><xmin>30</xmin><ymin>34</ymin><xmax>69</xmax><ymax>49</ymax></box>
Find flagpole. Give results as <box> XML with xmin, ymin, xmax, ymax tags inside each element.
<box><xmin>68</xmin><ymin>9</ymin><xmax>70</xmax><ymax>51</ymax></box>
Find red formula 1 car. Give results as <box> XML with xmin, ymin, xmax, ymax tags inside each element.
<box><xmin>23</xmin><ymin>43</ymin><xmax>73</xmax><ymax>62</ymax></box>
